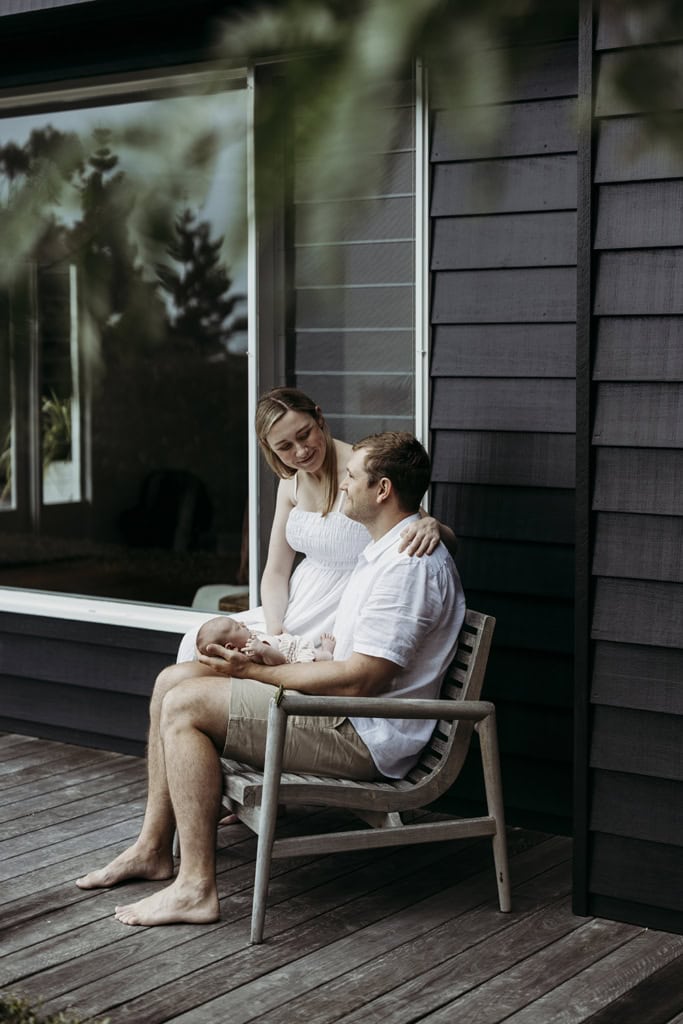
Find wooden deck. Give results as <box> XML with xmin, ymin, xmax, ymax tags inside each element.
<box><xmin>1</xmin><ymin>732</ymin><xmax>682</xmax><ymax>1024</ymax></box>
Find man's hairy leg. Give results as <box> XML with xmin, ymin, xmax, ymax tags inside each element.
<box><xmin>76</xmin><ymin>661</ymin><xmax>208</xmax><ymax>890</ymax></box>
<box><xmin>114</xmin><ymin>675</ymin><xmax>231</xmax><ymax>926</ymax></box>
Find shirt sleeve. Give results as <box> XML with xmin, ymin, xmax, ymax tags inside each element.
<box><xmin>350</xmin><ymin>557</ymin><xmax>438</xmax><ymax>668</ymax></box>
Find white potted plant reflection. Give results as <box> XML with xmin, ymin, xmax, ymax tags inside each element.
<box><xmin>41</xmin><ymin>390</ymin><xmax>75</xmax><ymax>502</ymax></box>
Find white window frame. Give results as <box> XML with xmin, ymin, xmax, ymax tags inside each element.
<box><xmin>415</xmin><ymin>58</ymin><xmax>431</xmax><ymax>509</ymax></box>
<box><xmin>246</xmin><ymin>66</ymin><xmax>261</xmax><ymax>603</ymax></box>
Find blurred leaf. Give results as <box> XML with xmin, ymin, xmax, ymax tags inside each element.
<box><xmin>1</xmin><ymin>0</ymin><xmax>682</xmax><ymax>292</ymax></box>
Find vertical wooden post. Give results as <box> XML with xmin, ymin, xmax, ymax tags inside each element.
<box><xmin>574</xmin><ymin>0</ymin><xmax>596</xmax><ymax>918</ymax></box>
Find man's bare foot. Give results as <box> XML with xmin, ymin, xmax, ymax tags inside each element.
<box><xmin>76</xmin><ymin>844</ymin><xmax>175</xmax><ymax>890</ymax></box>
<box><xmin>114</xmin><ymin>878</ymin><xmax>220</xmax><ymax>926</ymax></box>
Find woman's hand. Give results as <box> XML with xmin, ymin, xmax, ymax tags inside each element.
<box><xmin>398</xmin><ymin>515</ymin><xmax>441</xmax><ymax>557</ymax></box>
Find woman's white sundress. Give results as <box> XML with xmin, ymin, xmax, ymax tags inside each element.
<box><xmin>176</xmin><ymin>490</ymin><xmax>369</xmax><ymax>662</ymax></box>
<box><xmin>279</xmin><ymin>504</ymin><xmax>369</xmax><ymax>640</ymax></box>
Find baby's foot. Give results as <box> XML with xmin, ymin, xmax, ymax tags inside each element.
<box><xmin>244</xmin><ymin>636</ymin><xmax>285</xmax><ymax>665</ymax></box>
<box><xmin>243</xmin><ymin>636</ymin><xmax>267</xmax><ymax>662</ymax></box>
<box><xmin>320</xmin><ymin>633</ymin><xmax>336</xmax><ymax>656</ymax></box>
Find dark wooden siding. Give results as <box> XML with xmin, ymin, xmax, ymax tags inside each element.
<box><xmin>576</xmin><ymin>1</ymin><xmax>683</xmax><ymax>932</ymax></box>
<box><xmin>430</xmin><ymin>38</ymin><xmax>578</xmax><ymax>833</ymax></box>
<box><xmin>0</xmin><ymin>612</ymin><xmax>181</xmax><ymax>755</ymax></box>
<box><xmin>287</xmin><ymin>79</ymin><xmax>416</xmax><ymax>444</ymax></box>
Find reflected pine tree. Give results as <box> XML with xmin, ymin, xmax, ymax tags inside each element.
<box><xmin>68</xmin><ymin>130</ymin><xmax>168</xmax><ymax>363</ymax></box>
<box><xmin>158</xmin><ymin>208</ymin><xmax>246</xmax><ymax>355</ymax></box>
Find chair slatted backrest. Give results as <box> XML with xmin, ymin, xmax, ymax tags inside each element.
<box><xmin>402</xmin><ymin>610</ymin><xmax>495</xmax><ymax>797</ymax></box>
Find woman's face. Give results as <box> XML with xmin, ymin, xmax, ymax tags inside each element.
<box><xmin>266</xmin><ymin>409</ymin><xmax>327</xmax><ymax>474</ymax></box>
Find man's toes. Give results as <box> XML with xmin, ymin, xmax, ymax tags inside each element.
<box><xmin>115</xmin><ymin>904</ymin><xmax>137</xmax><ymax>926</ymax></box>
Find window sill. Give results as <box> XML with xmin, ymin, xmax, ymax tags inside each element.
<box><xmin>0</xmin><ymin>586</ymin><xmax>213</xmax><ymax>633</ymax></box>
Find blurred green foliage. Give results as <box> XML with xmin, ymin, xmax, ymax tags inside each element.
<box><xmin>0</xmin><ymin>990</ymin><xmax>108</xmax><ymax>1024</ymax></box>
<box><xmin>0</xmin><ymin>119</ymin><xmax>243</xmax><ymax>376</ymax></box>
<box><xmin>0</xmin><ymin>0</ymin><xmax>681</xmax><ymax>308</ymax></box>
<box><xmin>218</xmin><ymin>0</ymin><xmax>683</xmax><ymax>197</ymax></box>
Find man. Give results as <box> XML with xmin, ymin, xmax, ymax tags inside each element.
<box><xmin>77</xmin><ymin>432</ymin><xmax>465</xmax><ymax>926</ymax></box>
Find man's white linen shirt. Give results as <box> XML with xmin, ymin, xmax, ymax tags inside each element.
<box><xmin>332</xmin><ymin>514</ymin><xmax>466</xmax><ymax>779</ymax></box>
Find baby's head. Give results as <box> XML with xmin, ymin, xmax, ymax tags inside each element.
<box><xmin>196</xmin><ymin>616</ymin><xmax>251</xmax><ymax>656</ymax></box>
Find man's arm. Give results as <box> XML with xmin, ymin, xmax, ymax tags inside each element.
<box><xmin>197</xmin><ymin>646</ymin><xmax>396</xmax><ymax>698</ymax></box>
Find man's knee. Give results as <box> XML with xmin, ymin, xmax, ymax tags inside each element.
<box><xmin>153</xmin><ymin>662</ymin><xmax>202</xmax><ymax>705</ymax></box>
<box><xmin>159</xmin><ymin>678</ymin><xmax>232</xmax><ymax>749</ymax></box>
<box><xmin>159</xmin><ymin>681</ymin><xmax>198</xmax><ymax>731</ymax></box>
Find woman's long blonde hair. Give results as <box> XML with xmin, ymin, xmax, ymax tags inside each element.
<box><xmin>255</xmin><ymin>387</ymin><xmax>338</xmax><ymax>515</ymax></box>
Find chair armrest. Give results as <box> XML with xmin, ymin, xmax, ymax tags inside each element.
<box><xmin>274</xmin><ymin>692</ymin><xmax>494</xmax><ymax>722</ymax></box>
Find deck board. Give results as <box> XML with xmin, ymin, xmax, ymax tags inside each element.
<box><xmin>188</xmin><ymin>856</ymin><xmax>573</xmax><ymax>1024</ymax></box>
<box><xmin>1</xmin><ymin>734</ymin><xmax>681</xmax><ymax>1024</ymax></box>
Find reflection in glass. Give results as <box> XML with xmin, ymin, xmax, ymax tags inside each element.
<box><xmin>0</xmin><ymin>288</ymin><xmax>12</xmax><ymax>509</ymax></box>
<box><xmin>0</xmin><ymin>85</ymin><xmax>249</xmax><ymax>608</ymax></box>
<box><xmin>39</xmin><ymin>264</ymin><xmax>80</xmax><ymax>505</ymax></box>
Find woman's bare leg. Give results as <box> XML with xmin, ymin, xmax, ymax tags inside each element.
<box><xmin>76</xmin><ymin>661</ymin><xmax>208</xmax><ymax>889</ymax></box>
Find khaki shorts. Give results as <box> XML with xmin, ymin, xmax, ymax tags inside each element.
<box><xmin>224</xmin><ymin>679</ymin><xmax>382</xmax><ymax>781</ymax></box>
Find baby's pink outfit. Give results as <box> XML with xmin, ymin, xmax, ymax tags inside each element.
<box><xmin>259</xmin><ymin>631</ymin><xmax>317</xmax><ymax>663</ymax></box>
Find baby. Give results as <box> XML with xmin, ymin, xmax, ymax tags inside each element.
<box><xmin>196</xmin><ymin>615</ymin><xmax>335</xmax><ymax>665</ymax></box>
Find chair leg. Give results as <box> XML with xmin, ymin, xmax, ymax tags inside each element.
<box><xmin>477</xmin><ymin>711</ymin><xmax>511</xmax><ymax>912</ymax></box>
<box><xmin>250</xmin><ymin>700</ymin><xmax>288</xmax><ymax>944</ymax></box>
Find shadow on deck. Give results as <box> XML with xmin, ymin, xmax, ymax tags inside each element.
<box><xmin>1</xmin><ymin>733</ymin><xmax>682</xmax><ymax>1024</ymax></box>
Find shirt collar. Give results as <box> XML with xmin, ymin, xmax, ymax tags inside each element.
<box><xmin>361</xmin><ymin>513</ymin><xmax>421</xmax><ymax>562</ymax></box>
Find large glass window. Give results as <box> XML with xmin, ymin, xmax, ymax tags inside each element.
<box><xmin>0</xmin><ymin>77</ymin><xmax>249</xmax><ymax>608</ymax></box>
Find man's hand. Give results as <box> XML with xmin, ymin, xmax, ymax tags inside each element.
<box><xmin>198</xmin><ymin>645</ymin><xmax>397</xmax><ymax>698</ymax></box>
<box><xmin>398</xmin><ymin>515</ymin><xmax>440</xmax><ymax>557</ymax></box>
<box><xmin>198</xmin><ymin>645</ymin><xmax>251</xmax><ymax>676</ymax></box>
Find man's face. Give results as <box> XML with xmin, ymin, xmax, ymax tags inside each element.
<box><xmin>340</xmin><ymin>448</ymin><xmax>377</xmax><ymax>525</ymax></box>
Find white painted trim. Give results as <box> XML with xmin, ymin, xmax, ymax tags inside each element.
<box><xmin>415</xmin><ymin>60</ymin><xmax>431</xmax><ymax>508</ymax></box>
<box><xmin>68</xmin><ymin>263</ymin><xmax>82</xmax><ymax>503</ymax></box>
<box><xmin>0</xmin><ymin>588</ymin><xmax>213</xmax><ymax>633</ymax></box>
<box><xmin>246</xmin><ymin>66</ymin><xmax>260</xmax><ymax>605</ymax></box>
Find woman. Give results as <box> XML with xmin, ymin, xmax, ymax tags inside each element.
<box><xmin>177</xmin><ymin>387</ymin><xmax>456</xmax><ymax>661</ymax></box>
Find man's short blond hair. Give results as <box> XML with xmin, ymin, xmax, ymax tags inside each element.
<box><xmin>352</xmin><ymin>432</ymin><xmax>430</xmax><ymax>512</ymax></box>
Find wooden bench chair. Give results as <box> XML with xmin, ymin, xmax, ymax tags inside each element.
<box><xmin>219</xmin><ymin>609</ymin><xmax>509</xmax><ymax>943</ymax></box>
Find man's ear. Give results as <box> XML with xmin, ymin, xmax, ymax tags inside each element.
<box><xmin>376</xmin><ymin>477</ymin><xmax>392</xmax><ymax>503</ymax></box>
